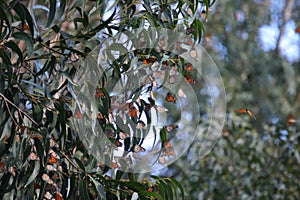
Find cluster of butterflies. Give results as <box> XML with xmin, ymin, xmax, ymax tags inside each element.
<box><xmin>91</xmin><ymin>55</ymin><xmax>200</xmax><ymax>168</ymax></box>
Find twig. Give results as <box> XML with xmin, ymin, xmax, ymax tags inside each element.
<box><xmin>0</xmin><ymin>92</ymin><xmax>39</xmax><ymax>126</ymax></box>
<box><xmin>275</xmin><ymin>0</ymin><xmax>295</xmax><ymax>54</ymax></box>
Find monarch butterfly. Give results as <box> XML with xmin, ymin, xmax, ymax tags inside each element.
<box><xmin>29</xmin><ymin>152</ymin><xmax>40</xmax><ymax>161</ymax></box>
<box><xmin>23</xmin><ymin>24</ymin><xmax>30</xmax><ymax>30</ymax></box>
<box><xmin>158</xmin><ymin>155</ymin><xmax>167</xmax><ymax>166</ymax></box>
<box><xmin>128</xmin><ymin>102</ymin><xmax>138</xmax><ymax>117</ymax></box>
<box><xmin>136</xmin><ymin>120</ymin><xmax>146</xmax><ymax>129</ymax></box>
<box><xmin>287</xmin><ymin>114</ymin><xmax>296</xmax><ymax>125</ymax></box>
<box><xmin>95</xmin><ymin>88</ymin><xmax>105</xmax><ymax>97</ymax></box>
<box><xmin>162</xmin><ymin>147</ymin><xmax>176</xmax><ymax>157</ymax></box>
<box><xmin>165</xmin><ymin>92</ymin><xmax>176</xmax><ymax>103</ymax></box>
<box><xmin>143</xmin><ymin>57</ymin><xmax>156</xmax><ymax>65</ymax></box>
<box><xmin>114</xmin><ymin>139</ymin><xmax>122</xmax><ymax>147</ymax></box>
<box><xmin>73</xmin><ymin>109</ymin><xmax>83</xmax><ymax>119</ymax></box>
<box><xmin>184</xmin><ymin>74</ymin><xmax>196</xmax><ymax>84</ymax></box>
<box><xmin>119</xmin><ymin>132</ymin><xmax>130</xmax><ymax>140</ymax></box>
<box><xmin>111</xmin><ymin>162</ymin><xmax>119</xmax><ymax>169</ymax></box>
<box><xmin>163</xmin><ymin>138</ymin><xmax>172</xmax><ymax>149</ymax></box>
<box><xmin>165</xmin><ymin>124</ymin><xmax>179</xmax><ymax>132</ymax></box>
<box><xmin>162</xmin><ymin>60</ymin><xmax>169</xmax><ymax>69</ymax></box>
<box><xmin>169</xmin><ymin>75</ymin><xmax>176</xmax><ymax>84</ymax></box>
<box><xmin>48</xmin><ymin>154</ymin><xmax>58</xmax><ymax>164</ymax></box>
<box><xmin>186</xmin><ymin>27</ymin><xmax>195</xmax><ymax>35</ymax></box>
<box><xmin>235</xmin><ymin>109</ymin><xmax>256</xmax><ymax>120</ymax></box>
<box><xmin>185</xmin><ymin>63</ymin><xmax>194</xmax><ymax>71</ymax></box>
<box><xmin>133</xmin><ymin>144</ymin><xmax>146</xmax><ymax>152</ymax></box>
<box><xmin>104</xmin><ymin>129</ymin><xmax>115</xmax><ymax>138</ymax></box>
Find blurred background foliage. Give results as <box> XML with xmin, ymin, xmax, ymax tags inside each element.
<box><xmin>0</xmin><ymin>0</ymin><xmax>300</xmax><ymax>199</ymax></box>
<box><xmin>172</xmin><ymin>0</ymin><xmax>300</xmax><ymax>199</ymax></box>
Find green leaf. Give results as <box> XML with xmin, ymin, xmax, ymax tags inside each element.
<box><xmin>13</xmin><ymin>2</ymin><xmax>35</xmax><ymax>36</ymax></box>
<box><xmin>160</xmin><ymin>128</ymin><xmax>167</xmax><ymax>148</ymax></box>
<box><xmin>0</xmin><ymin>48</ymin><xmax>12</xmax><ymax>67</ymax></box>
<box><xmin>77</xmin><ymin>8</ymin><xmax>116</xmax><ymax>39</ymax></box>
<box><xmin>74</xmin><ymin>157</ymin><xmax>86</xmax><ymax>173</ymax></box>
<box><xmin>0</xmin><ymin>2</ymin><xmax>12</xmax><ymax>29</ymax></box>
<box><xmin>4</xmin><ymin>40</ymin><xmax>24</xmax><ymax>63</ymax></box>
<box><xmin>36</xmin><ymin>55</ymin><xmax>56</xmax><ymax>76</ymax></box>
<box><xmin>161</xmin><ymin>179</ymin><xmax>173</xmax><ymax>200</ymax></box>
<box><xmin>169</xmin><ymin>178</ymin><xmax>184</xmax><ymax>200</ymax></box>
<box><xmin>144</xmin><ymin>192</ymin><xmax>164</xmax><ymax>200</ymax></box>
<box><xmin>24</xmin><ymin>161</ymin><xmax>40</xmax><ymax>188</ymax></box>
<box><xmin>46</xmin><ymin>0</ymin><xmax>57</xmax><ymax>27</ymax></box>
<box><xmin>116</xmin><ymin>170</ymin><xmax>124</xmax><ymax>180</ymax></box>
<box><xmin>13</xmin><ymin>32</ymin><xmax>34</xmax><ymax>57</ymax></box>
<box><xmin>32</xmin><ymin>103</ymin><xmax>43</xmax><ymax>123</ymax></box>
<box><xmin>34</xmin><ymin>138</ymin><xmax>45</xmax><ymax>164</ymax></box>
<box><xmin>56</xmin><ymin>0</ymin><xmax>66</xmax><ymax>20</ymax></box>
<box><xmin>79</xmin><ymin>180</ymin><xmax>90</xmax><ymax>200</ymax></box>
<box><xmin>107</xmin><ymin>43</ymin><xmax>129</xmax><ymax>55</ymax></box>
<box><xmin>90</xmin><ymin>176</ymin><xmax>106</xmax><ymax>199</ymax></box>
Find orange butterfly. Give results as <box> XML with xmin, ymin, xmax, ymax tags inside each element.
<box><xmin>184</xmin><ymin>74</ymin><xmax>196</xmax><ymax>84</ymax></box>
<box><xmin>162</xmin><ymin>60</ymin><xmax>169</xmax><ymax>69</ymax></box>
<box><xmin>143</xmin><ymin>57</ymin><xmax>156</xmax><ymax>64</ymax></box>
<box><xmin>119</xmin><ymin>132</ymin><xmax>130</xmax><ymax>140</ymax></box>
<box><xmin>111</xmin><ymin>162</ymin><xmax>119</xmax><ymax>169</ymax></box>
<box><xmin>114</xmin><ymin>139</ymin><xmax>122</xmax><ymax>147</ymax></box>
<box><xmin>162</xmin><ymin>147</ymin><xmax>176</xmax><ymax>157</ymax></box>
<box><xmin>186</xmin><ymin>27</ymin><xmax>195</xmax><ymax>35</ymax></box>
<box><xmin>235</xmin><ymin>109</ymin><xmax>256</xmax><ymax>120</ymax></box>
<box><xmin>73</xmin><ymin>108</ymin><xmax>83</xmax><ymax>119</ymax></box>
<box><xmin>174</xmin><ymin>41</ymin><xmax>182</xmax><ymax>50</ymax></box>
<box><xmin>95</xmin><ymin>88</ymin><xmax>105</xmax><ymax>97</ymax></box>
<box><xmin>128</xmin><ymin>103</ymin><xmax>138</xmax><ymax>117</ymax></box>
<box><xmin>23</xmin><ymin>24</ymin><xmax>30</xmax><ymax>30</ymax></box>
<box><xmin>104</xmin><ymin>129</ymin><xmax>114</xmax><ymax>138</ymax></box>
<box><xmin>48</xmin><ymin>154</ymin><xmax>58</xmax><ymax>164</ymax></box>
<box><xmin>165</xmin><ymin>124</ymin><xmax>178</xmax><ymax>132</ymax></box>
<box><xmin>133</xmin><ymin>145</ymin><xmax>146</xmax><ymax>152</ymax></box>
<box><xmin>185</xmin><ymin>63</ymin><xmax>194</xmax><ymax>71</ymax></box>
<box><xmin>287</xmin><ymin>114</ymin><xmax>296</xmax><ymax>126</ymax></box>
<box><xmin>163</xmin><ymin>138</ymin><xmax>172</xmax><ymax>149</ymax></box>
<box><xmin>165</xmin><ymin>92</ymin><xmax>176</xmax><ymax>103</ymax></box>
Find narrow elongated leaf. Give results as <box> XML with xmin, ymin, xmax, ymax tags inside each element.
<box><xmin>14</xmin><ymin>2</ymin><xmax>35</xmax><ymax>36</ymax></box>
<box><xmin>78</xmin><ymin>180</ymin><xmax>90</xmax><ymax>200</ymax></box>
<box><xmin>169</xmin><ymin>178</ymin><xmax>184</xmax><ymax>200</ymax></box>
<box><xmin>36</xmin><ymin>55</ymin><xmax>55</xmax><ymax>76</ymax></box>
<box><xmin>77</xmin><ymin>9</ymin><xmax>116</xmax><ymax>39</ymax></box>
<box><xmin>161</xmin><ymin>179</ymin><xmax>173</xmax><ymax>200</ymax></box>
<box><xmin>74</xmin><ymin>157</ymin><xmax>86</xmax><ymax>173</ymax></box>
<box><xmin>90</xmin><ymin>176</ymin><xmax>106</xmax><ymax>199</ymax></box>
<box><xmin>0</xmin><ymin>3</ymin><xmax>12</xmax><ymax>29</ymax></box>
<box><xmin>46</xmin><ymin>0</ymin><xmax>57</xmax><ymax>27</ymax></box>
<box><xmin>0</xmin><ymin>48</ymin><xmax>12</xmax><ymax>67</ymax></box>
<box><xmin>4</xmin><ymin>41</ymin><xmax>23</xmax><ymax>63</ymax></box>
<box><xmin>143</xmin><ymin>192</ymin><xmax>164</xmax><ymax>200</ymax></box>
<box><xmin>24</xmin><ymin>161</ymin><xmax>40</xmax><ymax>188</ymax></box>
<box><xmin>160</xmin><ymin>128</ymin><xmax>167</xmax><ymax>148</ymax></box>
<box><xmin>56</xmin><ymin>0</ymin><xmax>66</xmax><ymax>20</ymax></box>
<box><xmin>13</xmin><ymin>32</ymin><xmax>34</xmax><ymax>56</ymax></box>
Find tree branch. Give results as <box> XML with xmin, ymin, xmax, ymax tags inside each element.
<box><xmin>275</xmin><ymin>0</ymin><xmax>295</xmax><ymax>54</ymax></box>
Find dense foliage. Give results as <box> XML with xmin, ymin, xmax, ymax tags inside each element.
<box><xmin>0</xmin><ymin>0</ymin><xmax>215</xmax><ymax>199</ymax></box>
<box><xmin>1</xmin><ymin>0</ymin><xmax>299</xmax><ymax>199</ymax></box>
<box><xmin>172</xmin><ymin>0</ymin><xmax>300</xmax><ymax>199</ymax></box>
